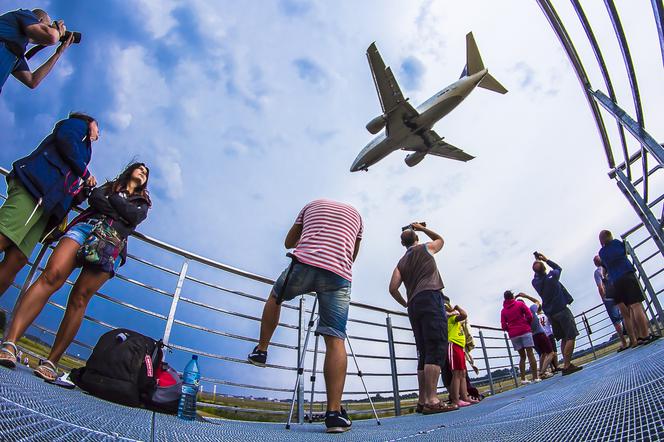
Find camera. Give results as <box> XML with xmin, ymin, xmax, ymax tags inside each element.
<box><xmin>60</xmin><ymin>31</ymin><xmax>82</xmax><ymax>44</ymax></box>
<box><xmin>401</xmin><ymin>222</ymin><xmax>426</xmax><ymax>232</ymax></box>
<box><xmin>533</xmin><ymin>251</ymin><xmax>542</xmax><ymax>260</ymax></box>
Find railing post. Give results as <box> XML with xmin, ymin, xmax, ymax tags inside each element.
<box><xmin>582</xmin><ymin>313</ymin><xmax>597</xmax><ymax>360</ymax></box>
<box><xmin>385</xmin><ymin>314</ymin><xmax>401</xmax><ymax>416</ymax></box>
<box><xmin>503</xmin><ymin>332</ymin><xmax>519</xmax><ymax>388</ymax></box>
<box><xmin>162</xmin><ymin>259</ymin><xmax>189</xmax><ymax>357</ymax></box>
<box><xmin>478</xmin><ymin>330</ymin><xmax>495</xmax><ymax>395</ymax></box>
<box><xmin>625</xmin><ymin>240</ymin><xmax>664</xmax><ymax>334</ymax></box>
<box><xmin>297</xmin><ymin>296</ymin><xmax>305</xmax><ymax>424</ymax></box>
<box><xmin>10</xmin><ymin>243</ymin><xmax>49</xmax><ymax>317</ymax></box>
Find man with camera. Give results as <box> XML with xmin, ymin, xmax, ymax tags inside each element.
<box><xmin>247</xmin><ymin>199</ymin><xmax>363</xmax><ymax>433</ymax></box>
<box><xmin>389</xmin><ymin>222</ymin><xmax>457</xmax><ymax>414</ymax></box>
<box><xmin>531</xmin><ymin>252</ymin><xmax>582</xmax><ymax>376</ymax></box>
<box><xmin>0</xmin><ymin>8</ymin><xmax>77</xmax><ymax>94</ymax></box>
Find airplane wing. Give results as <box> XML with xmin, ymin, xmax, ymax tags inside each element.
<box><xmin>367</xmin><ymin>43</ymin><xmax>419</xmax><ymax>135</ymax></box>
<box><xmin>403</xmin><ymin>130</ymin><xmax>475</xmax><ymax>162</ymax></box>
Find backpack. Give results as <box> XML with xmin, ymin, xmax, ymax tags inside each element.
<box><xmin>144</xmin><ymin>362</ymin><xmax>183</xmax><ymax>413</ymax></box>
<box><xmin>70</xmin><ymin>328</ymin><xmax>178</xmax><ymax>409</ymax></box>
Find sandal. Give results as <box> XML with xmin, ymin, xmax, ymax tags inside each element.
<box><xmin>422</xmin><ymin>401</ymin><xmax>458</xmax><ymax>414</ymax></box>
<box><xmin>34</xmin><ymin>359</ymin><xmax>58</xmax><ymax>382</ymax></box>
<box><xmin>0</xmin><ymin>341</ymin><xmax>18</xmax><ymax>369</ymax></box>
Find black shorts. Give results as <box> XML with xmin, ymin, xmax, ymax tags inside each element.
<box><xmin>612</xmin><ymin>272</ymin><xmax>645</xmax><ymax>306</ymax></box>
<box><xmin>407</xmin><ymin>290</ymin><xmax>448</xmax><ymax>370</ymax></box>
<box><xmin>549</xmin><ymin>308</ymin><xmax>579</xmax><ymax>341</ymax></box>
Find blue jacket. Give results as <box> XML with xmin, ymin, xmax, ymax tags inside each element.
<box><xmin>10</xmin><ymin>117</ymin><xmax>92</xmax><ymax>223</ymax></box>
<box><xmin>598</xmin><ymin>239</ymin><xmax>635</xmax><ymax>283</ymax></box>
<box><xmin>531</xmin><ymin>260</ymin><xmax>574</xmax><ymax>316</ymax></box>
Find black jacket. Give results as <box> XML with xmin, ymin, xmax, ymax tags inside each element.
<box><xmin>68</xmin><ymin>184</ymin><xmax>151</xmax><ymax>266</ymax></box>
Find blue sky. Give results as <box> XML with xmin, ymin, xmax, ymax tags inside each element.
<box><xmin>1</xmin><ymin>1</ymin><xmax>662</xmax><ymax>399</ymax></box>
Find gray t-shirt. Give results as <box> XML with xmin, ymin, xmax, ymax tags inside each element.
<box><xmin>530</xmin><ymin>304</ymin><xmax>545</xmax><ymax>334</ymax></box>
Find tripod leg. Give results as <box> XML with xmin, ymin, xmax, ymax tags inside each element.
<box><xmin>346</xmin><ymin>335</ymin><xmax>381</xmax><ymax>425</ymax></box>
<box><xmin>286</xmin><ymin>298</ymin><xmax>319</xmax><ymax>429</ymax></box>
<box><xmin>308</xmin><ymin>333</ymin><xmax>320</xmax><ymax>423</ymax></box>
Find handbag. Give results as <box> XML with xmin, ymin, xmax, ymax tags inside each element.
<box><xmin>76</xmin><ymin>217</ymin><xmax>126</xmax><ymax>274</ymax></box>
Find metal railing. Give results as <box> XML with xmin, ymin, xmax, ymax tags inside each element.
<box><xmin>0</xmin><ymin>167</ymin><xmax>652</xmax><ymax>424</ymax></box>
<box><xmin>535</xmin><ymin>1</ymin><xmax>664</xmax><ymax>320</ymax></box>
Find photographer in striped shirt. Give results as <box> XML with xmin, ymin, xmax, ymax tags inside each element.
<box><xmin>248</xmin><ymin>199</ymin><xmax>363</xmax><ymax>433</ymax></box>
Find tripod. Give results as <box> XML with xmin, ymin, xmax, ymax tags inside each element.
<box><xmin>285</xmin><ymin>296</ymin><xmax>381</xmax><ymax>429</ymax></box>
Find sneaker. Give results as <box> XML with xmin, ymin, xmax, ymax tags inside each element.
<box><xmin>520</xmin><ymin>379</ymin><xmax>532</xmax><ymax>385</ymax></box>
<box><xmin>247</xmin><ymin>346</ymin><xmax>267</xmax><ymax>367</ymax></box>
<box><xmin>325</xmin><ymin>407</ymin><xmax>352</xmax><ymax>433</ymax></box>
<box><xmin>533</xmin><ymin>378</ymin><xmax>542</xmax><ymax>383</ymax></box>
<box><xmin>561</xmin><ymin>364</ymin><xmax>583</xmax><ymax>376</ymax></box>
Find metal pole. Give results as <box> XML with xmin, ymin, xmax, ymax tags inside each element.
<box><xmin>625</xmin><ymin>240</ymin><xmax>664</xmax><ymax>334</ymax></box>
<box><xmin>346</xmin><ymin>336</ymin><xmax>381</xmax><ymax>425</ymax></box>
<box><xmin>297</xmin><ymin>296</ymin><xmax>305</xmax><ymax>424</ymax></box>
<box><xmin>308</xmin><ymin>333</ymin><xmax>320</xmax><ymax>423</ymax></box>
<box><xmin>161</xmin><ymin>259</ymin><xmax>189</xmax><ymax>357</ymax></box>
<box><xmin>385</xmin><ymin>314</ymin><xmax>401</xmax><ymax>416</ymax></box>
<box><xmin>582</xmin><ymin>313</ymin><xmax>597</xmax><ymax>360</ymax></box>
<box><xmin>286</xmin><ymin>298</ymin><xmax>317</xmax><ymax>429</ymax></box>
<box><xmin>9</xmin><ymin>243</ymin><xmax>49</xmax><ymax>320</ymax></box>
<box><xmin>479</xmin><ymin>330</ymin><xmax>495</xmax><ymax>395</ymax></box>
<box><xmin>503</xmin><ymin>332</ymin><xmax>519</xmax><ymax>388</ymax></box>
<box><xmin>213</xmin><ymin>384</ymin><xmax>217</xmax><ymax>402</ymax></box>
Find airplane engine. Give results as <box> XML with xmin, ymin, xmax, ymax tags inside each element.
<box><xmin>404</xmin><ymin>152</ymin><xmax>426</xmax><ymax>167</ymax></box>
<box><xmin>366</xmin><ymin>115</ymin><xmax>387</xmax><ymax>134</ymax></box>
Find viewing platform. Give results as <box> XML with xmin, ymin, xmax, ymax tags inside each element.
<box><xmin>1</xmin><ymin>338</ymin><xmax>662</xmax><ymax>441</ymax></box>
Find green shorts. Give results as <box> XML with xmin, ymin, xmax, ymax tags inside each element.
<box><xmin>0</xmin><ymin>179</ymin><xmax>49</xmax><ymax>258</ymax></box>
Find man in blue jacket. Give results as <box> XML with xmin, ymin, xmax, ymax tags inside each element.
<box><xmin>0</xmin><ymin>8</ymin><xmax>75</xmax><ymax>94</ymax></box>
<box><xmin>0</xmin><ymin>112</ymin><xmax>97</xmax><ymax>298</ymax></box>
<box><xmin>531</xmin><ymin>252</ymin><xmax>582</xmax><ymax>376</ymax></box>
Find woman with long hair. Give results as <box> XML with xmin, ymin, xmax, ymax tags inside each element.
<box><xmin>0</xmin><ymin>163</ymin><xmax>151</xmax><ymax>380</ymax></box>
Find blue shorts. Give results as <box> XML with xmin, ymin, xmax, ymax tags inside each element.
<box><xmin>272</xmin><ymin>262</ymin><xmax>351</xmax><ymax>340</ymax></box>
<box><xmin>62</xmin><ymin>221</ymin><xmax>121</xmax><ymax>273</ymax></box>
<box><xmin>603</xmin><ymin>298</ymin><xmax>622</xmax><ymax>325</ymax></box>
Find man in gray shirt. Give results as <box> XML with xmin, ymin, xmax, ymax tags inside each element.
<box><xmin>389</xmin><ymin>222</ymin><xmax>456</xmax><ymax>414</ymax></box>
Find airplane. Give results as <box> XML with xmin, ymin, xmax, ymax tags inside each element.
<box><xmin>350</xmin><ymin>32</ymin><xmax>507</xmax><ymax>172</ymax></box>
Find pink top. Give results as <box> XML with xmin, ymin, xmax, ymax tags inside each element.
<box><xmin>500</xmin><ymin>299</ymin><xmax>533</xmax><ymax>338</ymax></box>
<box><xmin>292</xmin><ymin>199</ymin><xmax>363</xmax><ymax>282</ymax></box>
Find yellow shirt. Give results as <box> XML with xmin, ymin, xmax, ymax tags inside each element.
<box><xmin>448</xmin><ymin>315</ymin><xmax>466</xmax><ymax>348</ymax></box>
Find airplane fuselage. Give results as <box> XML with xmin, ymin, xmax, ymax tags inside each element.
<box><xmin>350</xmin><ymin>69</ymin><xmax>487</xmax><ymax>172</ymax></box>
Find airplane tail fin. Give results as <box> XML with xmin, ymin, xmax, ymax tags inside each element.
<box><xmin>478</xmin><ymin>72</ymin><xmax>508</xmax><ymax>94</ymax></box>
<box><xmin>465</xmin><ymin>32</ymin><xmax>484</xmax><ymax>75</ymax></box>
<box><xmin>464</xmin><ymin>31</ymin><xmax>508</xmax><ymax>94</ymax></box>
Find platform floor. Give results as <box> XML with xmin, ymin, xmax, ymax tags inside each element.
<box><xmin>1</xmin><ymin>339</ymin><xmax>663</xmax><ymax>441</ymax></box>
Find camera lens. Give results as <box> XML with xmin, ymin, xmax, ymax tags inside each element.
<box><xmin>60</xmin><ymin>31</ymin><xmax>82</xmax><ymax>44</ymax></box>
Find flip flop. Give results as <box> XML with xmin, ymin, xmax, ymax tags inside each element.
<box><xmin>34</xmin><ymin>360</ymin><xmax>58</xmax><ymax>382</ymax></box>
<box><xmin>53</xmin><ymin>371</ymin><xmax>76</xmax><ymax>389</ymax></box>
<box><xmin>0</xmin><ymin>342</ymin><xmax>18</xmax><ymax>369</ymax></box>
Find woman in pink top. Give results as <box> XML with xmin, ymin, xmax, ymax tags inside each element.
<box><xmin>500</xmin><ymin>291</ymin><xmax>540</xmax><ymax>384</ymax></box>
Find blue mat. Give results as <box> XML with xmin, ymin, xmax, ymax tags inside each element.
<box><xmin>1</xmin><ymin>339</ymin><xmax>663</xmax><ymax>441</ymax></box>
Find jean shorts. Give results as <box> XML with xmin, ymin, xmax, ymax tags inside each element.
<box><xmin>62</xmin><ymin>221</ymin><xmax>121</xmax><ymax>273</ymax></box>
<box><xmin>272</xmin><ymin>262</ymin><xmax>351</xmax><ymax>340</ymax></box>
<box><xmin>511</xmin><ymin>332</ymin><xmax>534</xmax><ymax>351</ymax></box>
<box><xmin>603</xmin><ymin>298</ymin><xmax>623</xmax><ymax>325</ymax></box>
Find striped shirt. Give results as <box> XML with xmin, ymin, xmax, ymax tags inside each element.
<box><xmin>292</xmin><ymin>199</ymin><xmax>363</xmax><ymax>282</ymax></box>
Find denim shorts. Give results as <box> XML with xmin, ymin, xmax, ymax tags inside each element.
<box><xmin>272</xmin><ymin>262</ymin><xmax>351</xmax><ymax>339</ymax></box>
<box><xmin>511</xmin><ymin>332</ymin><xmax>534</xmax><ymax>351</ymax></box>
<box><xmin>62</xmin><ymin>221</ymin><xmax>121</xmax><ymax>273</ymax></box>
<box><xmin>603</xmin><ymin>298</ymin><xmax>623</xmax><ymax>325</ymax></box>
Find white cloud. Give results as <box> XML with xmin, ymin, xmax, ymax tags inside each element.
<box><xmin>134</xmin><ymin>0</ymin><xmax>182</xmax><ymax>39</ymax></box>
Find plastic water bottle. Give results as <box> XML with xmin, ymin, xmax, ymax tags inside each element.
<box><xmin>177</xmin><ymin>355</ymin><xmax>200</xmax><ymax>421</ymax></box>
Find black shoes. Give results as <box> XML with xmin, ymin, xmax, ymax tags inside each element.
<box><xmin>247</xmin><ymin>346</ymin><xmax>267</xmax><ymax>367</ymax></box>
<box><xmin>561</xmin><ymin>363</ymin><xmax>583</xmax><ymax>376</ymax></box>
<box><xmin>325</xmin><ymin>407</ymin><xmax>352</xmax><ymax>433</ymax></box>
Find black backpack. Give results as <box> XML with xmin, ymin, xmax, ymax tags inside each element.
<box><xmin>71</xmin><ymin>328</ymin><xmax>170</xmax><ymax>408</ymax></box>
